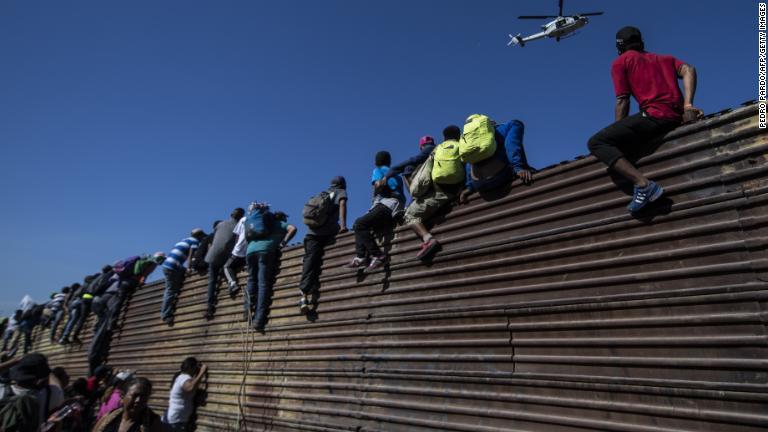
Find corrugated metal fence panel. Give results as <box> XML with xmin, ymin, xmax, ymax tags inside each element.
<box><xmin>31</xmin><ymin>310</ymin><xmax>96</xmax><ymax>380</ymax></box>
<box><xmin>30</xmin><ymin>103</ymin><xmax>768</xmax><ymax>431</ymax></box>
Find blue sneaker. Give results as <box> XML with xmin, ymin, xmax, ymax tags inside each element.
<box><xmin>628</xmin><ymin>181</ymin><xmax>664</xmax><ymax>213</ymax></box>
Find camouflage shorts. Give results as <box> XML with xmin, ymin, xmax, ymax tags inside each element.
<box><xmin>403</xmin><ymin>184</ymin><xmax>457</xmax><ymax>225</ymax></box>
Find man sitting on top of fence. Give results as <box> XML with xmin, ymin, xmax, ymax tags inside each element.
<box><xmin>587</xmin><ymin>26</ymin><xmax>704</xmax><ymax>214</ymax></box>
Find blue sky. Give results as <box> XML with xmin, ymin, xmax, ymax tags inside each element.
<box><xmin>0</xmin><ymin>1</ymin><xmax>756</xmax><ymax>315</ymax></box>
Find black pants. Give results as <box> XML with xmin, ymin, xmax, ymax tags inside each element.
<box><xmin>353</xmin><ymin>204</ymin><xmax>393</xmax><ymax>258</ymax></box>
<box><xmin>88</xmin><ymin>286</ymin><xmax>132</xmax><ymax>375</ymax></box>
<box><xmin>588</xmin><ymin>113</ymin><xmax>679</xmax><ymax>167</ymax></box>
<box><xmin>206</xmin><ymin>262</ymin><xmax>224</xmax><ymax>307</ymax></box>
<box><xmin>299</xmin><ymin>234</ymin><xmax>334</xmax><ymax>295</ymax></box>
<box><xmin>224</xmin><ymin>255</ymin><xmax>246</xmax><ymax>287</ymax></box>
<box><xmin>89</xmin><ymin>297</ymin><xmax>115</xmax><ymax>375</ymax></box>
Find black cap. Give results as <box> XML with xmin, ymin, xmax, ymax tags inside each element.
<box><xmin>616</xmin><ymin>26</ymin><xmax>642</xmax><ymax>44</ymax></box>
<box><xmin>10</xmin><ymin>353</ymin><xmax>51</xmax><ymax>383</ymax></box>
<box><xmin>330</xmin><ymin>176</ymin><xmax>346</xmax><ymax>190</ymax></box>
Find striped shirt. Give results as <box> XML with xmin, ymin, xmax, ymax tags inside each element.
<box><xmin>162</xmin><ymin>237</ymin><xmax>200</xmax><ymax>271</ymax></box>
<box><xmin>46</xmin><ymin>293</ymin><xmax>67</xmax><ymax>311</ymax></box>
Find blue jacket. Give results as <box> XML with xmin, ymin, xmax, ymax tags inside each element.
<box><xmin>495</xmin><ymin>120</ymin><xmax>528</xmax><ymax>171</ymax></box>
<box><xmin>386</xmin><ymin>143</ymin><xmax>436</xmax><ymax>179</ymax></box>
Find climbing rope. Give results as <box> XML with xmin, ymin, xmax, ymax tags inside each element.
<box><xmin>236</xmin><ymin>283</ymin><xmax>256</xmax><ymax>432</ymax></box>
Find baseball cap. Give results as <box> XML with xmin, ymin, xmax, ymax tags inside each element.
<box><xmin>10</xmin><ymin>353</ymin><xmax>51</xmax><ymax>383</ymax></box>
<box><xmin>330</xmin><ymin>176</ymin><xmax>347</xmax><ymax>189</ymax></box>
<box><xmin>115</xmin><ymin>370</ymin><xmax>135</xmax><ymax>381</ymax></box>
<box><xmin>152</xmin><ymin>251</ymin><xmax>166</xmax><ymax>263</ymax></box>
<box><xmin>419</xmin><ymin>136</ymin><xmax>434</xmax><ymax>148</ymax></box>
<box><xmin>616</xmin><ymin>26</ymin><xmax>642</xmax><ymax>44</ymax></box>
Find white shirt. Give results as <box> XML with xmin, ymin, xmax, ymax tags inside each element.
<box><xmin>231</xmin><ymin>217</ymin><xmax>247</xmax><ymax>258</ymax></box>
<box><xmin>166</xmin><ymin>373</ymin><xmax>193</xmax><ymax>424</ymax></box>
<box><xmin>5</xmin><ymin>317</ymin><xmax>18</xmax><ymax>332</ymax></box>
<box><xmin>19</xmin><ymin>295</ymin><xmax>34</xmax><ymax>313</ymax></box>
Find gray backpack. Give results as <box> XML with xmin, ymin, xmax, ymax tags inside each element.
<box><xmin>302</xmin><ymin>190</ymin><xmax>335</xmax><ymax>228</ymax></box>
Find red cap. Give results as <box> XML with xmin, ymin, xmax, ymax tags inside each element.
<box><xmin>419</xmin><ymin>136</ymin><xmax>434</xmax><ymax>147</ymax></box>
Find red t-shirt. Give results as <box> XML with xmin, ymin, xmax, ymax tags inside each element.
<box><xmin>611</xmin><ymin>50</ymin><xmax>684</xmax><ymax>122</ymax></box>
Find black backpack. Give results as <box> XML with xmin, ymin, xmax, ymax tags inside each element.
<box><xmin>192</xmin><ymin>235</ymin><xmax>213</xmax><ymax>272</ymax></box>
<box><xmin>0</xmin><ymin>385</ymin><xmax>49</xmax><ymax>432</ymax></box>
<box><xmin>86</xmin><ymin>270</ymin><xmax>116</xmax><ymax>297</ymax></box>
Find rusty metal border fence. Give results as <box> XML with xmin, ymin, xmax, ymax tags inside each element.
<box><xmin>31</xmin><ymin>102</ymin><xmax>768</xmax><ymax>431</ymax></box>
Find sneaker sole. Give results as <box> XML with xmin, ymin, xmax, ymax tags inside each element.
<box><xmin>417</xmin><ymin>243</ymin><xmax>441</xmax><ymax>260</ymax></box>
<box><xmin>364</xmin><ymin>263</ymin><xmax>385</xmax><ymax>274</ymax></box>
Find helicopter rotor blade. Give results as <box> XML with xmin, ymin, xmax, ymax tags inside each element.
<box><xmin>518</xmin><ymin>15</ymin><xmax>558</xmax><ymax>19</ymax></box>
<box><xmin>576</xmin><ymin>12</ymin><xmax>604</xmax><ymax>16</ymax></box>
<box><xmin>558</xmin><ymin>0</ymin><xmax>564</xmax><ymax>17</ymax></box>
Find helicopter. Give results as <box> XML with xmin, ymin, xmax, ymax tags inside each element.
<box><xmin>508</xmin><ymin>0</ymin><xmax>603</xmax><ymax>47</ymax></box>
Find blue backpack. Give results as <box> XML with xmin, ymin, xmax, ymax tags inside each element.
<box><xmin>245</xmin><ymin>209</ymin><xmax>274</xmax><ymax>241</ymax></box>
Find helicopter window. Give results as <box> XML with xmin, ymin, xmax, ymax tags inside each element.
<box><xmin>556</xmin><ymin>20</ymin><xmax>566</xmax><ymax>28</ymax></box>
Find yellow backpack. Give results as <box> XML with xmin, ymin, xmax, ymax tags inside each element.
<box><xmin>460</xmin><ymin>114</ymin><xmax>497</xmax><ymax>164</ymax></box>
<box><xmin>431</xmin><ymin>140</ymin><xmax>465</xmax><ymax>184</ymax></box>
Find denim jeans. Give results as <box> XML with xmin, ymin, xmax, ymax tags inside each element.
<box><xmin>19</xmin><ymin>321</ymin><xmax>35</xmax><ymax>354</ymax></box>
<box><xmin>60</xmin><ymin>299</ymin><xmax>90</xmax><ymax>340</ymax></box>
<box><xmin>1</xmin><ymin>329</ymin><xmax>14</xmax><ymax>351</ymax></box>
<box><xmin>49</xmin><ymin>309</ymin><xmax>65</xmax><ymax>341</ymax></box>
<box><xmin>161</xmin><ymin>267</ymin><xmax>186</xmax><ymax>321</ymax></box>
<box><xmin>245</xmin><ymin>251</ymin><xmax>274</xmax><ymax>328</ymax></box>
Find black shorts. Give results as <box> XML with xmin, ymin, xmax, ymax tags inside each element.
<box><xmin>588</xmin><ymin>113</ymin><xmax>679</xmax><ymax>167</ymax></box>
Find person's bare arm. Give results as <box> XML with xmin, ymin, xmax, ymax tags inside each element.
<box><xmin>0</xmin><ymin>356</ymin><xmax>20</xmax><ymax>371</ymax></box>
<box><xmin>615</xmin><ymin>96</ymin><xmax>630</xmax><ymax>121</ymax></box>
<box><xmin>678</xmin><ymin>63</ymin><xmax>704</xmax><ymax>123</ymax></box>
<box><xmin>374</xmin><ymin>179</ymin><xmax>387</xmax><ymax>190</ymax></box>
<box><xmin>280</xmin><ymin>225</ymin><xmax>298</xmax><ymax>249</ymax></box>
<box><xmin>187</xmin><ymin>247</ymin><xmax>197</xmax><ymax>271</ymax></box>
<box><xmin>339</xmin><ymin>198</ymin><xmax>348</xmax><ymax>232</ymax></box>
<box><xmin>181</xmin><ymin>363</ymin><xmax>208</xmax><ymax>393</ymax></box>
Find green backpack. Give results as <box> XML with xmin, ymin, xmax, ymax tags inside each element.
<box><xmin>0</xmin><ymin>391</ymin><xmax>42</xmax><ymax>432</ymax></box>
<box><xmin>460</xmin><ymin>114</ymin><xmax>497</xmax><ymax>164</ymax></box>
<box><xmin>431</xmin><ymin>140</ymin><xmax>465</xmax><ymax>184</ymax></box>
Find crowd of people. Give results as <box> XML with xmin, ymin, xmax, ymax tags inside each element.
<box><xmin>0</xmin><ymin>352</ymin><xmax>206</xmax><ymax>432</ymax></box>
<box><xmin>0</xmin><ymin>26</ymin><xmax>704</xmax><ymax>431</ymax></box>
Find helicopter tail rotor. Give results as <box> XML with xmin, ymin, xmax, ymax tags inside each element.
<box><xmin>508</xmin><ymin>33</ymin><xmax>525</xmax><ymax>47</ymax></box>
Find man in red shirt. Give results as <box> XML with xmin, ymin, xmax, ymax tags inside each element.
<box><xmin>588</xmin><ymin>26</ymin><xmax>704</xmax><ymax>213</ymax></box>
